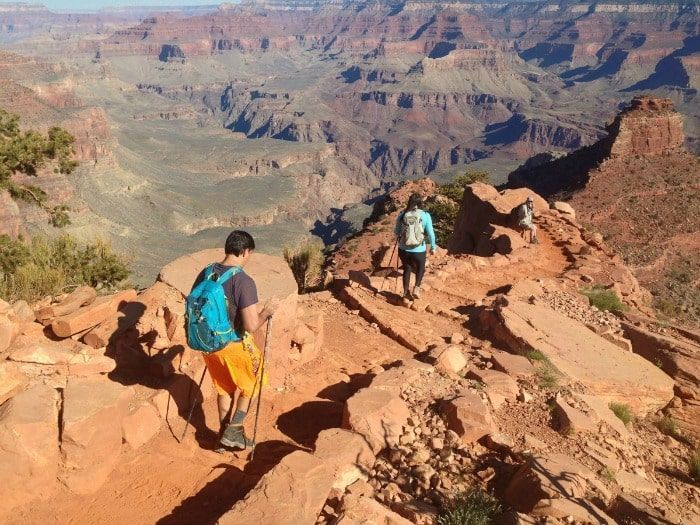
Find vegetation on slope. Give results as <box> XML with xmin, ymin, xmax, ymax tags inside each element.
<box><xmin>284</xmin><ymin>240</ymin><xmax>326</xmax><ymax>294</ymax></box>
<box><xmin>0</xmin><ymin>234</ymin><xmax>130</xmax><ymax>303</ymax></box>
<box><xmin>0</xmin><ymin>108</ymin><xmax>78</xmax><ymax>227</ymax></box>
<box><xmin>426</xmin><ymin>170</ymin><xmax>491</xmax><ymax>247</ymax></box>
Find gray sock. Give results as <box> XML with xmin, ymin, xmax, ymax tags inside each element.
<box><xmin>231</xmin><ymin>408</ymin><xmax>247</xmax><ymax>426</ymax></box>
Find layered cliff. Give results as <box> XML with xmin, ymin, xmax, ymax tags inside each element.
<box><xmin>508</xmin><ymin>96</ymin><xmax>700</xmax><ymax>325</ymax></box>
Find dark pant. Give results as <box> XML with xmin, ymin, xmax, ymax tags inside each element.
<box><xmin>398</xmin><ymin>249</ymin><xmax>426</xmax><ymax>294</ymax></box>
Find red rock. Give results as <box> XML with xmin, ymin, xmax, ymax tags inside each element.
<box><xmin>35</xmin><ymin>286</ymin><xmax>96</xmax><ymax>323</ymax></box>
<box><xmin>532</xmin><ymin>497</ymin><xmax>615</xmax><ymax>524</ymax></box>
<box><xmin>371</xmin><ymin>360</ymin><xmax>433</xmax><ymax>396</ymax></box>
<box><xmin>441</xmin><ymin>393</ymin><xmax>495</xmax><ymax>443</ymax></box>
<box><xmin>0</xmin><ymin>314</ymin><xmax>19</xmax><ymax>354</ymax></box>
<box><xmin>51</xmin><ymin>289</ymin><xmax>137</xmax><ymax>338</ymax></box>
<box><xmin>337</xmin><ymin>494</ymin><xmax>412</xmax><ymax>525</ymax></box>
<box><xmin>83</xmin><ymin>299</ymin><xmax>144</xmax><ymax>349</ymax></box>
<box><xmin>122</xmin><ymin>403</ymin><xmax>161</xmax><ymax>450</ymax></box>
<box><xmin>553</xmin><ymin>397</ymin><xmax>597</xmax><ymax>434</ymax></box>
<box><xmin>314</xmin><ymin>428</ymin><xmax>374</xmax><ymax>491</ymax></box>
<box><xmin>60</xmin><ymin>376</ymin><xmax>134</xmax><ymax>494</ymax></box>
<box><xmin>467</xmin><ymin>369</ymin><xmax>519</xmax><ymax>409</ymax></box>
<box><xmin>575</xmin><ymin>393</ymin><xmax>630</xmax><ymax>440</ymax></box>
<box><xmin>342</xmin><ymin>387</ymin><xmax>410</xmax><ymax>454</ymax></box>
<box><xmin>505</xmin><ymin>453</ymin><xmax>594</xmax><ymax>512</ymax></box>
<box><xmin>9</xmin><ymin>300</ymin><xmax>35</xmax><ymax>323</ymax></box>
<box><xmin>552</xmin><ymin>201</ymin><xmax>576</xmax><ymax>218</ymax></box>
<box><xmin>0</xmin><ymin>384</ymin><xmax>60</xmax><ymax>513</ymax></box>
<box><xmin>491</xmin><ymin>350</ymin><xmax>535</xmax><ymax>379</ymax></box>
<box><xmin>218</xmin><ymin>450</ymin><xmax>334</xmax><ymax>525</ymax></box>
<box><xmin>428</xmin><ymin>345</ymin><xmax>467</xmax><ymax>374</ymax></box>
<box><xmin>391</xmin><ymin>500</ymin><xmax>439</xmax><ymax>525</ymax></box>
<box><xmin>482</xmin><ymin>300</ymin><xmax>674</xmax><ymax>415</ymax></box>
<box><xmin>0</xmin><ymin>362</ymin><xmax>27</xmax><ymax>404</ymax></box>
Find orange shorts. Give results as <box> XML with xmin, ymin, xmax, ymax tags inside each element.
<box><xmin>202</xmin><ymin>334</ymin><xmax>268</xmax><ymax>398</ymax></box>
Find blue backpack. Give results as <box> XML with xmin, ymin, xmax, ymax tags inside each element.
<box><xmin>186</xmin><ymin>264</ymin><xmax>242</xmax><ymax>352</ymax></box>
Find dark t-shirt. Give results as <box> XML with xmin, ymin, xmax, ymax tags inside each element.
<box><xmin>191</xmin><ymin>263</ymin><xmax>259</xmax><ymax>332</ymax></box>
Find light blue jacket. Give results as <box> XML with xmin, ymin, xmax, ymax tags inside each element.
<box><xmin>394</xmin><ymin>209</ymin><xmax>437</xmax><ymax>253</ymax></box>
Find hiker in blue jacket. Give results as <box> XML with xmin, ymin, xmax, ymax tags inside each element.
<box><xmin>394</xmin><ymin>193</ymin><xmax>437</xmax><ymax>304</ymax></box>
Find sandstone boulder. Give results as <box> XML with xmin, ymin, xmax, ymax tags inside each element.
<box><xmin>553</xmin><ymin>397</ymin><xmax>597</xmax><ymax>434</ymax></box>
<box><xmin>159</xmin><ymin>249</ymin><xmax>298</xmax><ymax>386</ymax></box>
<box><xmin>505</xmin><ymin>453</ymin><xmax>594</xmax><ymax>512</ymax></box>
<box><xmin>428</xmin><ymin>345</ymin><xmax>467</xmax><ymax>374</ymax></box>
<box><xmin>491</xmin><ymin>350</ymin><xmax>535</xmax><ymax>379</ymax></box>
<box><xmin>552</xmin><ymin>201</ymin><xmax>576</xmax><ymax>218</ymax></box>
<box><xmin>337</xmin><ymin>494</ymin><xmax>412</xmax><ymax>525</ymax></box>
<box><xmin>218</xmin><ymin>450</ymin><xmax>334</xmax><ymax>525</ymax></box>
<box><xmin>532</xmin><ymin>497</ymin><xmax>614</xmax><ymax>524</ymax></box>
<box><xmin>467</xmin><ymin>369</ymin><xmax>519</xmax><ymax>409</ymax></box>
<box><xmin>9</xmin><ymin>300</ymin><xmax>35</xmax><ymax>323</ymax></box>
<box><xmin>60</xmin><ymin>376</ymin><xmax>134</xmax><ymax>494</ymax></box>
<box><xmin>51</xmin><ymin>289</ymin><xmax>137</xmax><ymax>338</ymax></box>
<box><xmin>314</xmin><ymin>428</ymin><xmax>374</xmax><ymax>491</ymax></box>
<box><xmin>448</xmin><ymin>183</ymin><xmax>548</xmax><ymax>255</ymax></box>
<box><xmin>0</xmin><ymin>384</ymin><xmax>60</xmax><ymax>513</ymax></box>
<box><xmin>483</xmin><ymin>300</ymin><xmax>674</xmax><ymax>415</ymax></box>
<box><xmin>342</xmin><ymin>387</ymin><xmax>410</xmax><ymax>454</ymax></box>
<box><xmin>0</xmin><ymin>361</ymin><xmax>27</xmax><ymax>404</ymax></box>
<box><xmin>122</xmin><ymin>403</ymin><xmax>161</xmax><ymax>450</ymax></box>
<box><xmin>369</xmin><ymin>360</ymin><xmax>433</xmax><ymax>397</ymax></box>
<box><xmin>574</xmin><ymin>393</ymin><xmax>630</xmax><ymax>439</ymax></box>
<box><xmin>441</xmin><ymin>393</ymin><xmax>495</xmax><ymax>443</ymax></box>
<box><xmin>0</xmin><ymin>314</ymin><xmax>19</xmax><ymax>354</ymax></box>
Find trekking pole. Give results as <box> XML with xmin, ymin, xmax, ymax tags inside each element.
<box><xmin>180</xmin><ymin>365</ymin><xmax>208</xmax><ymax>442</ymax></box>
<box><xmin>250</xmin><ymin>314</ymin><xmax>273</xmax><ymax>461</ymax></box>
<box><xmin>376</xmin><ymin>239</ymin><xmax>398</xmax><ymax>296</ymax></box>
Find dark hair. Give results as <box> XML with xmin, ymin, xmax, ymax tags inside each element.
<box><xmin>405</xmin><ymin>193</ymin><xmax>422</xmax><ymax>211</ymax></box>
<box><xmin>225</xmin><ymin>230</ymin><xmax>255</xmax><ymax>256</ymax></box>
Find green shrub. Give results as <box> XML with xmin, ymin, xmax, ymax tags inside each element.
<box><xmin>437</xmin><ymin>170</ymin><xmax>491</xmax><ymax>202</ymax></box>
<box><xmin>581</xmin><ymin>285</ymin><xmax>627</xmax><ymax>312</ymax></box>
<box><xmin>654</xmin><ymin>415</ymin><xmax>682</xmax><ymax>439</ymax></box>
<box><xmin>0</xmin><ymin>234</ymin><xmax>130</xmax><ymax>303</ymax></box>
<box><xmin>690</xmin><ymin>449</ymin><xmax>700</xmax><ymax>480</ymax></box>
<box><xmin>438</xmin><ymin>489</ymin><xmax>502</xmax><ymax>525</ymax></box>
<box><xmin>284</xmin><ymin>240</ymin><xmax>325</xmax><ymax>294</ymax></box>
<box><xmin>609</xmin><ymin>402</ymin><xmax>633</xmax><ymax>426</ymax></box>
<box><xmin>425</xmin><ymin>199</ymin><xmax>459</xmax><ymax>247</ymax></box>
<box><xmin>601</xmin><ymin>467</ymin><xmax>616</xmax><ymax>482</ymax></box>
<box><xmin>535</xmin><ymin>365</ymin><xmax>559</xmax><ymax>389</ymax></box>
<box><xmin>525</xmin><ymin>348</ymin><xmax>548</xmax><ymax>362</ymax></box>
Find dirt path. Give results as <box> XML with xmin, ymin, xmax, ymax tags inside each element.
<box><xmin>9</xmin><ymin>298</ymin><xmax>413</xmax><ymax>525</ymax></box>
<box><xmin>9</xmin><ymin>220</ymin><xmax>572</xmax><ymax>524</ymax></box>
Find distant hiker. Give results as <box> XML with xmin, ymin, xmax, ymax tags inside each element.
<box><xmin>515</xmin><ymin>195</ymin><xmax>539</xmax><ymax>244</ymax></box>
<box><xmin>188</xmin><ymin>230</ymin><xmax>278</xmax><ymax>451</ymax></box>
<box><xmin>394</xmin><ymin>193</ymin><xmax>437</xmax><ymax>304</ymax></box>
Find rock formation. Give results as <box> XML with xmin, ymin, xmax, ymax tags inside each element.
<box><xmin>508</xmin><ymin>96</ymin><xmax>700</xmax><ymax>326</ymax></box>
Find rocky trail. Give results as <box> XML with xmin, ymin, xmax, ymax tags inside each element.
<box><xmin>1</xmin><ymin>180</ymin><xmax>699</xmax><ymax>524</ymax></box>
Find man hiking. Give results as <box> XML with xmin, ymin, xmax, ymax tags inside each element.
<box><xmin>189</xmin><ymin>230</ymin><xmax>278</xmax><ymax>451</ymax></box>
<box><xmin>394</xmin><ymin>193</ymin><xmax>437</xmax><ymax>304</ymax></box>
<box><xmin>515</xmin><ymin>195</ymin><xmax>539</xmax><ymax>244</ymax></box>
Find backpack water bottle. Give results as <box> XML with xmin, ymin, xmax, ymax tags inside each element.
<box><xmin>186</xmin><ymin>264</ymin><xmax>241</xmax><ymax>352</ymax></box>
<box><xmin>401</xmin><ymin>209</ymin><xmax>425</xmax><ymax>248</ymax></box>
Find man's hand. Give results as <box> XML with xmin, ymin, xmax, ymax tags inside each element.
<box><xmin>430</xmin><ymin>246</ymin><xmax>437</xmax><ymax>256</ymax></box>
<box><xmin>262</xmin><ymin>297</ymin><xmax>281</xmax><ymax>319</ymax></box>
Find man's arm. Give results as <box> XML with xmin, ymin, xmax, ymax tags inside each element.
<box><xmin>240</xmin><ymin>301</ymin><xmax>276</xmax><ymax>334</ymax></box>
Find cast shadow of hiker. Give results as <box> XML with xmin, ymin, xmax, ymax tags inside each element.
<box><xmin>275</xmin><ymin>400</ymin><xmax>344</xmax><ymax>448</ymax></box>
<box><xmin>156</xmin><ymin>440</ymin><xmax>303</xmax><ymax>525</ymax></box>
<box><xmin>105</xmin><ymin>300</ymin><xmax>217</xmax><ymax>448</ymax></box>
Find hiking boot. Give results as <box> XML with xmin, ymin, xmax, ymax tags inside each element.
<box><xmin>531</xmin><ymin>236</ymin><xmax>540</xmax><ymax>245</ymax></box>
<box><xmin>219</xmin><ymin>424</ymin><xmax>255</xmax><ymax>450</ymax></box>
<box><xmin>412</xmin><ymin>286</ymin><xmax>422</xmax><ymax>299</ymax></box>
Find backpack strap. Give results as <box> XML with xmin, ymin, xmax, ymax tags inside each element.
<box><xmin>218</xmin><ymin>266</ymin><xmax>241</xmax><ymax>284</ymax></box>
<box><xmin>203</xmin><ymin>264</ymin><xmax>241</xmax><ymax>283</ymax></box>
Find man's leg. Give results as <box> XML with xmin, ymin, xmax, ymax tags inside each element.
<box><xmin>217</xmin><ymin>393</ymin><xmax>234</xmax><ymax>429</ymax></box>
<box><xmin>530</xmin><ymin>224</ymin><xmax>539</xmax><ymax>244</ymax></box>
